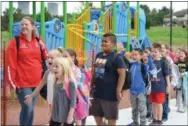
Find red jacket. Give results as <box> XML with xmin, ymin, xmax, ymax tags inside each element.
<box><xmin>6</xmin><ymin>34</ymin><xmax>48</xmax><ymax>89</ymax></box>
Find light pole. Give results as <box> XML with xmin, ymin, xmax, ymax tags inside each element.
<box><xmin>170</xmin><ymin>1</ymin><xmax>172</xmax><ymax>51</ymax></box>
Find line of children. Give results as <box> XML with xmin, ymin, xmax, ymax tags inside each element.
<box><xmin>23</xmin><ymin>35</ymin><xmax>187</xmax><ymax>126</ymax></box>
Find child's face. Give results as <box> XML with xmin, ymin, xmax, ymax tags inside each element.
<box><xmin>70</xmin><ymin>55</ymin><xmax>75</xmax><ymax>63</ymax></box>
<box><xmin>142</xmin><ymin>53</ymin><xmax>148</xmax><ymax>63</ymax></box>
<box><xmin>47</xmin><ymin>52</ymin><xmax>56</xmax><ymax>69</ymax></box>
<box><xmin>144</xmin><ymin>48</ymin><xmax>150</xmax><ymax>54</ymax></box>
<box><xmin>101</xmin><ymin>37</ymin><xmax>115</xmax><ymax>53</ymax></box>
<box><xmin>179</xmin><ymin>50</ymin><xmax>186</xmax><ymax>60</ymax></box>
<box><xmin>152</xmin><ymin>48</ymin><xmax>161</xmax><ymax>60</ymax></box>
<box><xmin>52</xmin><ymin>61</ymin><xmax>63</xmax><ymax>79</ymax></box>
<box><xmin>132</xmin><ymin>51</ymin><xmax>142</xmax><ymax>61</ymax></box>
<box><xmin>161</xmin><ymin>46</ymin><xmax>168</xmax><ymax>57</ymax></box>
<box><xmin>175</xmin><ymin>49</ymin><xmax>180</xmax><ymax>57</ymax></box>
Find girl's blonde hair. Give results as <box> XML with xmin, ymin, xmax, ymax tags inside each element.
<box><xmin>49</xmin><ymin>49</ymin><xmax>62</xmax><ymax>57</ymax></box>
<box><xmin>56</xmin><ymin>47</ymin><xmax>75</xmax><ymax>68</ymax></box>
<box><xmin>54</xmin><ymin>57</ymin><xmax>76</xmax><ymax>87</ymax></box>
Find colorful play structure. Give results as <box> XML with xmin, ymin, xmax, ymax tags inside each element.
<box><xmin>9</xmin><ymin>1</ymin><xmax>151</xmax><ymax>67</ymax></box>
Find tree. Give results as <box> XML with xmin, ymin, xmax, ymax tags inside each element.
<box><xmin>140</xmin><ymin>4</ymin><xmax>150</xmax><ymax>15</ymax></box>
<box><xmin>158</xmin><ymin>6</ymin><xmax>170</xmax><ymax>15</ymax></box>
<box><xmin>1</xmin><ymin>7</ymin><xmax>25</xmax><ymax>31</ymax></box>
<box><xmin>140</xmin><ymin>4</ymin><xmax>151</xmax><ymax>29</ymax></box>
<box><xmin>36</xmin><ymin>7</ymin><xmax>52</xmax><ymax>22</ymax></box>
<box><xmin>151</xmin><ymin>8</ymin><xmax>157</xmax><ymax>15</ymax></box>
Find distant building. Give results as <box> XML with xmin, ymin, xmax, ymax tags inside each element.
<box><xmin>48</xmin><ymin>2</ymin><xmax>58</xmax><ymax>16</ymax></box>
<box><xmin>18</xmin><ymin>2</ymin><xmax>30</xmax><ymax>14</ymax></box>
<box><xmin>164</xmin><ymin>9</ymin><xmax>188</xmax><ymax>27</ymax></box>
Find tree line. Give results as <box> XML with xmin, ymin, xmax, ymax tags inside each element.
<box><xmin>140</xmin><ymin>4</ymin><xmax>171</xmax><ymax>29</ymax></box>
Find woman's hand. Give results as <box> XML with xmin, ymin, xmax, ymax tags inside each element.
<box><xmin>24</xmin><ymin>95</ymin><xmax>33</xmax><ymax>104</ymax></box>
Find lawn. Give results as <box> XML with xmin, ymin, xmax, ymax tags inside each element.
<box><xmin>1</xmin><ymin>26</ymin><xmax>188</xmax><ymax>50</ymax></box>
<box><xmin>146</xmin><ymin>26</ymin><xmax>188</xmax><ymax>49</ymax></box>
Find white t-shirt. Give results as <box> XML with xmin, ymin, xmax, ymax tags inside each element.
<box><xmin>47</xmin><ymin>72</ymin><xmax>56</xmax><ymax>105</ymax></box>
<box><xmin>166</xmin><ymin>56</ymin><xmax>174</xmax><ymax>65</ymax></box>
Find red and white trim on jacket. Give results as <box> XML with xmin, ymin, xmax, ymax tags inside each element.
<box><xmin>7</xmin><ymin>66</ymin><xmax>16</xmax><ymax>89</ymax></box>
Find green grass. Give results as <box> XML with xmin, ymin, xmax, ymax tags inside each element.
<box><xmin>146</xmin><ymin>26</ymin><xmax>188</xmax><ymax>49</ymax></box>
<box><xmin>1</xmin><ymin>26</ymin><xmax>188</xmax><ymax>49</ymax></box>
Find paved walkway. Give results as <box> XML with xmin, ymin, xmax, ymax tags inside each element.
<box><xmin>85</xmin><ymin>99</ymin><xmax>187</xmax><ymax>125</ymax></box>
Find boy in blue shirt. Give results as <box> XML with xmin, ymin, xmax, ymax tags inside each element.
<box><xmin>128</xmin><ymin>48</ymin><xmax>148</xmax><ymax>125</ymax></box>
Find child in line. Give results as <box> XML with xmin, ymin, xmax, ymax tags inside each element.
<box><xmin>49</xmin><ymin>57</ymin><xmax>76</xmax><ymax>126</ymax></box>
<box><xmin>65</xmin><ymin>48</ymin><xmax>89</xmax><ymax>125</ymax></box>
<box><xmin>24</xmin><ymin>50</ymin><xmax>62</xmax><ymax>121</ymax></box>
<box><xmin>149</xmin><ymin>43</ymin><xmax>171</xmax><ymax>125</ymax></box>
<box><xmin>128</xmin><ymin>48</ymin><xmax>148</xmax><ymax>125</ymax></box>
<box><xmin>142</xmin><ymin>51</ymin><xmax>152</xmax><ymax>120</ymax></box>
<box><xmin>161</xmin><ymin>44</ymin><xmax>173</xmax><ymax>121</ymax></box>
<box><xmin>175</xmin><ymin>49</ymin><xmax>188</xmax><ymax>112</ymax></box>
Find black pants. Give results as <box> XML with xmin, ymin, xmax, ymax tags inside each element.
<box><xmin>50</xmin><ymin>120</ymin><xmax>74</xmax><ymax>126</ymax></box>
<box><xmin>82</xmin><ymin>117</ymin><xmax>87</xmax><ymax>125</ymax></box>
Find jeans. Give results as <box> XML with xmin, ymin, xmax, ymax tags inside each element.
<box><xmin>16</xmin><ymin>88</ymin><xmax>38</xmax><ymax>126</ymax></box>
<box><xmin>162</xmin><ymin>93</ymin><xmax>169</xmax><ymax>120</ymax></box>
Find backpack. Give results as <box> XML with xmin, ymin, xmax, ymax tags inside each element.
<box><xmin>78</xmin><ymin>68</ymin><xmax>91</xmax><ymax>103</ymax></box>
<box><xmin>64</xmin><ymin>76</ymin><xmax>89</xmax><ymax>120</ymax></box>
<box><xmin>15</xmin><ymin>36</ymin><xmax>48</xmax><ymax>100</ymax></box>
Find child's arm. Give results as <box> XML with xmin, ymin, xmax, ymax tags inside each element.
<box><xmin>67</xmin><ymin>82</ymin><xmax>76</xmax><ymax>124</ymax></box>
<box><xmin>147</xmin><ymin>54</ymin><xmax>155</xmax><ymax>71</ymax></box>
<box><xmin>30</xmin><ymin>70</ymin><xmax>49</xmax><ymax>97</ymax></box>
<box><xmin>165</xmin><ymin>75</ymin><xmax>171</xmax><ymax>94</ymax></box>
<box><xmin>164</xmin><ymin>59</ymin><xmax>171</xmax><ymax>94</ymax></box>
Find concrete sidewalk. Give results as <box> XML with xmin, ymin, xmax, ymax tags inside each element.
<box><xmin>85</xmin><ymin>99</ymin><xmax>187</xmax><ymax>125</ymax></box>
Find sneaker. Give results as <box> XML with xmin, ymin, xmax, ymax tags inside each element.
<box><xmin>127</xmin><ymin>122</ymin><xmax>139</xmax><ymax>126</ymax></box>
<box><xmin>140</xmin><ymin>121</ymin><xmax>146</xmax><ymax>126</ymax></box>
<box><xmin>158</xmin><ymin>120</ymin><xmax>163</xmax><ymax>125</ymax></box>
<box><xmin>147</xmin><ymin>117</ymin><xmax>153</xmax><ymax>122</ymax></box>
<box><xmin>177</xmin><ymin>109</ymin><xmax>185</xmax><ymax>113</ymax></box>
<box><xmin>146</xmin><ymin>113</ymin><xmax>151</xmax><ymax>118</ymax></box>
<box><xmin>149</xmin><ymin>119</ymin><xmax>158</xmax><ymax>125</ymax></box>
<box><xmin>162</xmin><ymin>118</ymin><xmax>168</xmax><ymax>122</ymax></box>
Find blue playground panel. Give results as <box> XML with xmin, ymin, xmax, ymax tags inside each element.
<box><xmin>85</xmin><ymin>21</ymin><xmax>103</xmax><ymax>67</ymax></box>
<box><xmin>115</xmin><ymin>2</ymin><xmax>128</xmax><ymax>43</ymax></box>
<box><xmin>129</xmin><ymin>6</ymin><xmax>151</xmax><ymax>50</ymax></box>
<box><xmin>45</xmin><ymin>18</ymin><xmax>64</xmax><ymax>51</ymax></box>
<box><xmin>90</xmin><ymin>9</ymin><xmax>101</xmax><ymax>21</ymax></box>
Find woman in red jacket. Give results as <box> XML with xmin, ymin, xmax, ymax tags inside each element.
<box><xmin>6</xmin><ymin>16</ymin><xmax>48</xmax><ymax>125</ymax></box>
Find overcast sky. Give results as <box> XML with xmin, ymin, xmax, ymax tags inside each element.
<box><xmin>1</xmin><ymin>1</ymin><xmax>188</xmax><ymax>15</ymax></box>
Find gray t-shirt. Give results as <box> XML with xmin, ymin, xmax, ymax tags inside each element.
<box><xmin>51</xmin><ymin>81</ymin><xmax>76</xmax><ymax>123</ymax></box>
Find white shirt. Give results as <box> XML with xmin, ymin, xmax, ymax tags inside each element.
<box><xmin>47</xmin><ymin>72</ymin><xmax>56</xmax><ymax>105</ymax></box>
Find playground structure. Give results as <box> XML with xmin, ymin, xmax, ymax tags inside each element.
<box><xmin>1</xmin><ymin>1</ymin><xmax>152</xmax><ymax>125</ymax></box>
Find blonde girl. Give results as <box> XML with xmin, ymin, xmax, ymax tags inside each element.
<box><xmin>50</xmin><ymin>57</ymin><xmax>76</xmax><ymax>126</ymax></box>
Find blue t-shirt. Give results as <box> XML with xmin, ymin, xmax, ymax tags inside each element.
<box><xmin>93</xmin><ymin>51</ymin><xmax>126</xmax><ymax>101</ymax></box>
<box><xmin>150</xmin><ymin>59</ymin><xmax>170</xmax><ymax>93</ymax></box>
